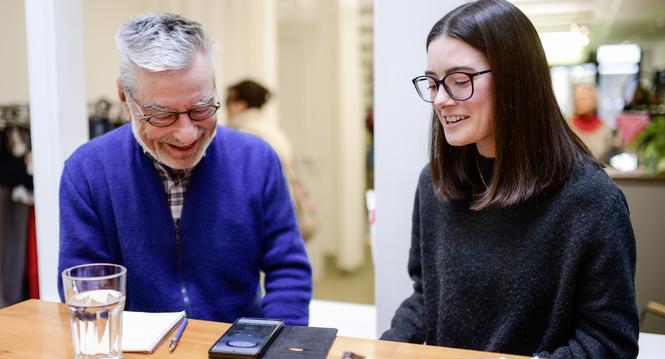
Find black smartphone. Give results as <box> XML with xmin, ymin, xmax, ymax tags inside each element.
<box><xmin>208</xmin><ymin>317</ymin><xmax>284</xmax><ymax>359</ymax></box>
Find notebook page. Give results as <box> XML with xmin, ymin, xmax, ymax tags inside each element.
<box><xmin>122</xmin><ymin>310</ymin><xmax>186</xmax><ymax>353</ymax></box>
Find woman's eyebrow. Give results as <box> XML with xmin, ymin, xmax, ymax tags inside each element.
<box><xmin>425</xmin><ymin>66</ymin><xmax>477</xmax><ymax>77</ymax></box>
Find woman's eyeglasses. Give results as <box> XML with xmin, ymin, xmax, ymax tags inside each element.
<box><xmin>412</xmin><ymin>69</ymin><xmax>491</xmax><ymax>102</ymax></box>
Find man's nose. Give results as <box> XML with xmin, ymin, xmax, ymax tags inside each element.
<box><xmin>171</xmin><ymin>114</ymin><xmax>199</xmax><ymax>144</ymax></box>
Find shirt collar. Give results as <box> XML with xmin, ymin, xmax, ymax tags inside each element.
<box><xmin>144</xmin><ymin>151</ymin><xmax>193</xmax><ymax>183</ymax></box>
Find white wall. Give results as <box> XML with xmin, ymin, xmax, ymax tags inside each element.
<box><xmin>25</xmin><ymin>0</ymin><xmax>89</xmax><ymax>301</ymax></box>
<box><xmin>277</xmin><ymin>0</ymin><xmax>366</xmax><ymax>277</ymax></box>
<box><xmin>2</xmin><ymin>0</ymin><xmax>279</xmax><ymax>106</ymax></box>
<box><xmin>83</xmin><ymin>0</ymin><xmax>278</xmax><ymax>124</ymax></box>
<box><xmin>614</xmin><ymin>179</ymin><xmax>665</xmax><ymax>335</ymax></box>
<box><xmin>373</xmin><ymin>0</ymin><xmax>463</xmax><ymax>337</ymax></box>
<box><xmin>641</xmin><ymin>40</ymin><xmax>665</xmax><ymax>80</ymax></box>
<box><xmin>0</xmin><ymin>0</ymin><xmax>29</xmax><ymax>102</ymax></box>
<box><xmin>335</xmin><ymin>0</ymin><xmax>366</xmax><ymax>272</ymax></box>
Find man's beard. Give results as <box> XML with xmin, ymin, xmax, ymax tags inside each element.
<box><xmin>130</xmin><ymin>119</ymin><xmax>217</xmax><ymax>170</ymax></box>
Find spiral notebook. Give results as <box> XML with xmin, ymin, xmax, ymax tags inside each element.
<box><xmin>122</xmin><ymin>310</ymin><xmax>186</xmax><ymax>353</ymax></box>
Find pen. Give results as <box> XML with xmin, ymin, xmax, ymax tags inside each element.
<box><xmin>168</xmin><ymin>317</ymin><xmax>188</xmax><ymax>352</ymax></box>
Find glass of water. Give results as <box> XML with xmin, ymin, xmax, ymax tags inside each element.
<box><xmin>62</xmin><ymin>263</ymin><xmax>127</xmax><ymax>359</ymax></box>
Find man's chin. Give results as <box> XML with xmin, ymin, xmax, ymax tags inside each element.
<box><xmin>153</xmin><ymin>129</ymin><xmax>215</xmax><ymax>170</ymax></box>
<box><xmin>155</xmin><ymin>151</ymin><xmax>203</xmax><ymax>170</ymax></box>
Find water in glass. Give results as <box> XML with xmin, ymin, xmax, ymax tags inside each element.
<box><xmin>67</xmin><ymin>289</ymin><xmax>125</xmax><ymax>359</ymax></box>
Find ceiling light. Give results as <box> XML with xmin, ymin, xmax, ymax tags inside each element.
<box><xmin>598</xmin><ymin>63</ymin><xmax>639</xmax><ymax>75</ymax></box>
<box><xmin>539</xmin><ymin>31</ymin><xmax>589</xmax><ymax>65</ymax></box>
<box><xmin>596</xmin><ymin>44</ymin><xmax>641</xmax><ymax>64</ymax></box>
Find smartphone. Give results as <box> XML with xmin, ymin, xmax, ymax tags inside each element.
<box><xmin>208</xmin><ymin>317</ymin><xmax>284</xmax><ymax>359</ymax></box>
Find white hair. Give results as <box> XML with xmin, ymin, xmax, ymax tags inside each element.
<box><xmin>116</xmin><ymin>13</ymin><xmax>215</xmax><ymax>91</ymax></box>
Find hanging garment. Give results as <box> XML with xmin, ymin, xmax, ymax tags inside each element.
<box><xmin>26</xmin><ymin>206</ymin><xmax>38</xmax><ymax>299</ymax></box>
<box><xmin>0</xmin><ymin>128</ymin><xmax>33</xmax><ymax>191</ymax></box>
<box><xmin>0</xmin><ymin>107</ymin><xmax>35</xmax><ymax>308</ymax></box>
<box><xmin>0</xmin><ymin>186</ymin><xmax>30</xmax><ymax>307</ymax></box>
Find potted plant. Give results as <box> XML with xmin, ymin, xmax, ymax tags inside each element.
<box><xmin>632</xmin><ymin>114</ymin><xmax>665</xmax><ymax>174</ymax></box>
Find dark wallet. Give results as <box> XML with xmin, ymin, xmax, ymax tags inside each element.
<box><xmin>262</xmin><ymin>326</ymin><xmax>338</xmax><ymax>359</ymax></box>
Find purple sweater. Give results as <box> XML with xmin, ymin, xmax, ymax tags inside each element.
<box><xmin>58</xmin><ymin>124</ymin><xmax>312</xmax><ymax>325</ymax></box>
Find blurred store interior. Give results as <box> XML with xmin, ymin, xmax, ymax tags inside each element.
<box><xmin>510</xmin><ymin>0</ymin><xmax>665</xmax><ymax>336</ymax></box>
<box><xmin>0</xmin><ymin>0</ymin><xmax>664</xmax><ymax>340</ymax></box>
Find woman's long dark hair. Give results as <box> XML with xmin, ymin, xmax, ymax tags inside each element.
<box><xmin>427</xmin><ymin>0</ymin><xmax>596</xmax><ymax>210</ymax></box>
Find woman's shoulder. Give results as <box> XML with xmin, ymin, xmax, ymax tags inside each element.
<box><xmin>418</xmin><ymin>164</ymin><xmax>432</xmax><ymax>183</ymax></box>
<box><xmin>558</xmin><ymin>155</ymin><xmax>626</xmax><ymax>209</ymax></box>
<box><xmin>417</xmin><ymin>164</ymin><xmax>436</xmax><ymax>195</ymax></box>
<box><xmin>417</xmin><ymin>164</ymin><xmax>454</xmax><ymax>207</ymax></box>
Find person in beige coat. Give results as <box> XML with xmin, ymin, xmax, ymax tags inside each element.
<box><xmin>226</xmin><ymin>80</ymin><xmax>294</xmax><ymax>169</ymax></box>
<box><xmin>226</xmin><ymin>80</ymin><xmax>316</xmax><ymax>240</ymax></box>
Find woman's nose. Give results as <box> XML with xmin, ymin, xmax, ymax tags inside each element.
<box><xmin>432</xmin><ymin>85</ymin><xmax>456</xmax><ymax>107</ymax></box>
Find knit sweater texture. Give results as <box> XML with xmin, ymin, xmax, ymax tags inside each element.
<box><xmin>58</xmin><ymin>124</ymin><xmax>312</xmax><ymax>325</ymax></box>
<box><xmin>381</xmin><ymin>157</ymin><xmax>639</xmax><ymax>358</ymax></box>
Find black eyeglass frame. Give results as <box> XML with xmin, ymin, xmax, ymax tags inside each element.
<box><xmin>125</xmin><ymin>88</ymin><xmax>221</xmax><ymax>128</ymax></box>
<box><xmin>412</xmin><ymin>69</ymin><xmax>491</xmax><ymax>103</ymax></box>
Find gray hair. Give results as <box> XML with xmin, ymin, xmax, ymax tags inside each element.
<box><xmin>116</xmin><ymin>13</ymin><xmax>215</xmax><ymax>91</ymax></box>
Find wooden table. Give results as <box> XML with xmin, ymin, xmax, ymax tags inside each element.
<box><xmin>0</xmin><ymin>300</ymin><xmax>528</xmax><ymax>358</ymax></box>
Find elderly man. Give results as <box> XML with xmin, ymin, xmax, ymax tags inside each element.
<box><xmin>57</xmin><ymin>13</ymin><xmax>312</xmax><ymax>325</ymax></box>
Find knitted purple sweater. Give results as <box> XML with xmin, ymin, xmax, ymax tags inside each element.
<box><xmin>58</xmin><ymin>124</ymin><xmax>312</xmax><ymax>325</ymax></box>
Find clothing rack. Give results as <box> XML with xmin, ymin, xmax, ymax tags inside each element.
<box><xmin>87</xmin><ymin>98</ymin><xmax>126</xmax><ymax>123</ymax></box>
<box><xmin>0</xmin><ymin>98</ymin><xmax>127</xmax><ymax>309</ymax></box>
<box><xmin>0</xmin><ymin>105</ymin><xmax>30</xmax><ymax>130</ymax></box>
<box><xmin>0</xmin><ymin>104</ymin><xmax>35</xmax><ymax>309</ymax></box>
<box><xmin>87</xmin><ymin>98</ymin><xmax>126</xmax><ymax>138</ymax></box>
<box><xmin>0</xmin><ymin>99</ymin><xmax>127</xmax><ymax>138</ymax></box>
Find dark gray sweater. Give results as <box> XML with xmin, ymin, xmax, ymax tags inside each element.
<box><xmin>381</xmin><ymin>157</ymin><xmax>639</xmax><ymax>358</ymax></box>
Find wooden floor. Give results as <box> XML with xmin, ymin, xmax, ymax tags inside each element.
<box><xmin>313</xmin><ymin>248</ymin><xmax>375</xmax><ymax>305</ymax></box>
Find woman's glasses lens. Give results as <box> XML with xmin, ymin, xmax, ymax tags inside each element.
<box><xmin>414</xmin><ymin>73</ymin><xmax>474</xmax><ymax>102</ymax></box>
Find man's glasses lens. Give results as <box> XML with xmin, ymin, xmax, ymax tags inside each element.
<box><xmin>146</xmin><ymin>104</ymin><xmax>220</xmax><ymax>127</ymax></box>
<box><xmin>188</xmin><ymin>105</ymin><xmax>219</xmax><ymax>120</ymax></box>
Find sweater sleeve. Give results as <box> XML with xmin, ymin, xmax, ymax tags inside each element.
<box><xmin>538</xmin><ymin>193</ymin><xmax>640</xmax><ymax>359</ymax></box>
<box><xmin>380</xmin><ymin>185</ymin><xmax>427</xmax><ymax>343</ymax></box>
<box><xmin>259</xmin><ymin>147</ymin><xmax>312</xmax><ymax>326</ymax></box>
<box><xmin>57</xmin><ymin>162</ymin><xmax>114</xmax><ymax>301</ymax></box>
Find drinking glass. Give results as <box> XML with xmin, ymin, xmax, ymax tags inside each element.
<box><xmin>62</xmin><ymin>263</ymin><xmax>127</xmax><ymax>359</ymax></box>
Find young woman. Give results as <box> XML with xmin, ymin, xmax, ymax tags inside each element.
<box><xmin>380</xmin><ymin>1</ymin><xmax>639</xmax><ymax>357</ymax></box>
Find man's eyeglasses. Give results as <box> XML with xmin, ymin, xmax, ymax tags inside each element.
<box><xmin>412</xmin><ymin>69</ymin><xmax>491</xmax><ymax>102</ymax></box>
<box><xmin>125</xmin><ymin>89</ymin><xmax>221</xmax><ymax>127</ymax></box>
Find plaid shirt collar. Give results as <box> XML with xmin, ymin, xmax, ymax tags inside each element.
<box><xmin>145</xmin><ymin>153</ymin><xmax>193</xmax><ymax>222</ymax></box>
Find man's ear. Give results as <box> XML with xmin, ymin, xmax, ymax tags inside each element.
<box><xmin>117</xmin><ymin>80</ymin><xmax>130</xmax><ymax>121</ymax></box>
<box><xmin>117</xmin><ymin>79</ymin><xmax>127</xmax><ymax>104</ymax></box>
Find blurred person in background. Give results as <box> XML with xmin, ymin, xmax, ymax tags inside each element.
<box><xmin>226</xmin><ymin>80</ymin><xmax>317</xmax><ymax>241</ymax></box>
<box><xmin>226</xmin><ymin>80</ymin><xmax>294</xmax><ymax>175</ymax></box>
<box><xmin>570</xmin><ymin>84</ymin><xmax>613</xmax><ymax>162</ymax></box>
